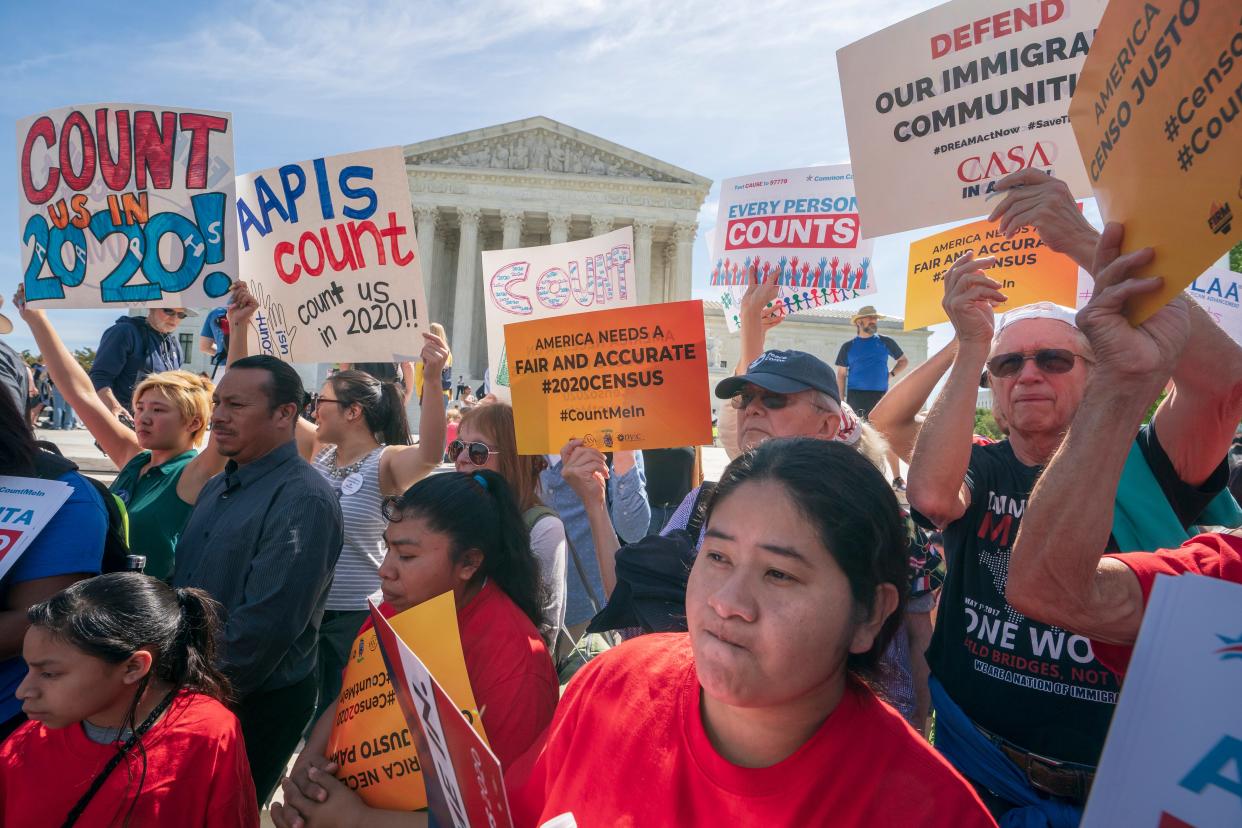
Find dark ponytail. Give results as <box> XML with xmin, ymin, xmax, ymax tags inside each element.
<box><xmin>385</xmin><ymin>470</ymin><xmax>545</xmax><ymax>629</ymax></box>
<box><xmin>331</xmin><ymin>369</ymin><xmax>411</xmax><ymax>446</ymax></box>
<box><xmin>28</xmin><ymin>573</ymin><xmax>233</xmax><ymax>703</ymax></box>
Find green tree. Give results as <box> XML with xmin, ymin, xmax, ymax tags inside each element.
<box><xmin>974</xmin><ymin>407</ymin><xmax>1002</xmax><ymax>440</ymax></box>
<box><xmin>1230</xmin><ymin>241</ymin><xmax>1241</xmax><ymax>274</ymax></box>
<box><xmin>20</xmin><ymin>349</ymin><xmax>39</xmax><ymax>367</ymax></box>
<box><xmin>74</xmin><ymin>347</ymin><xmax>96</xmax><ymax>373</ymax></box>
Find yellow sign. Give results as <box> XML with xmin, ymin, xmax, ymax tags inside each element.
<box><xmin>1069</xmin><ymin>1</ymin><xmax>1242</xmax><ymax>323</ymax></box>
<box><xmin>325</xmin><ymin>591</ymin><xmax>484</xmax><ymax>810</ymax></box>
<box><xmin>904</xmin><ymin>217</ymin><xmax>1079</xmax><ymax>330</ymax></box>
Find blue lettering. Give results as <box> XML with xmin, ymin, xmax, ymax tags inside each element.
<box><xmin>236</xmin><ymin>198</ymin><xmax>269</xmax><ymax>252</ymax></box>
<box><xmin>339</xmin><ymin>165</ymin><xmax>377</xmax><ymax>221</ymax></box>
<box><xmin>1179</xmin><ymin>735</ymin><xmax>1242</xmax><ymax>801</ymax></box>
<box><xmin>278</xmin><ymin>164</ymin><xmax>307</xmax><ymax>223</ymax></box>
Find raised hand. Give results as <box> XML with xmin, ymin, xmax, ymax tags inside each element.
<box><xmin>941</xmin><ymin>250</ymin><xmax>1006</xmax><ymax>345</ymax></box>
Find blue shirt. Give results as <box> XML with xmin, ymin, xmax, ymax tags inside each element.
<box><xmin>541</xmin><ymin>453</ymin><xmax>650</xmax><ymax>627</ymax></box>
<box><xmin>0</xmin><ymin>471</ymin><xmax>106</xmax><ymax>721</ymax></box>
<box><xmin>835</xmin><ymin>335</ymin><xmax>904</xmax><ymax>393</ymax></box>
<box><xmin>200</xmin><ymin>308</ymin><xmax>228</xmax><ymax>365</ymax></box>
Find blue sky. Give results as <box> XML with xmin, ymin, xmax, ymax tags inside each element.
<box><xmin>5</xmin><ymin>0</ymin><xmax>991</xmax><ymax>353</ymax></box>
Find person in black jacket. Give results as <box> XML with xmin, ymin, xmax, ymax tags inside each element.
<box><xmin>89</xmin><ymin>309</ymin><xmax>192</xmax><ymax>417</ymax></box>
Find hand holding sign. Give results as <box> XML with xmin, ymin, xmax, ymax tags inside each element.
<box><xmin>942</xmin><ymin>251</ymin><xmax>1006</xmax><ymax>345</ymax></box>
<box><xmin>988</xmin><ymin>170</ymin><xmax>1100</xmax><ymax>266</ymax></box>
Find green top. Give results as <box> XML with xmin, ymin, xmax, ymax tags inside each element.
<box><xmin>110</xmin><ymin>449</ymin><xmax>197</xmax><ymax>580</ymax></box>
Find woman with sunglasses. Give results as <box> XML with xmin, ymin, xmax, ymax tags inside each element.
<box><xmin>14</xmin><ymin>286</ymin><xmax>253</xmax><ymax>580</ymax></box>
<box><xmin>271</xmin><ymin>471</ymin><xmax>557</xmax><ymax>828</ymax></box>
<box><xmin>454</xmin><ymin>402</ymin><xmax>567</xmax><ymax>647</ymax></box>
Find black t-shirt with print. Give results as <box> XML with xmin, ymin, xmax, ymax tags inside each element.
<box><xmin>914</xmin><ymin>424</ymin><xmax>1227</xmax><ymax>766</ymax></box>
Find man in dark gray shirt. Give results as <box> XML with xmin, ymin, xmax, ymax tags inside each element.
<box><xmin>173</xmin><ymin>355</ymin><xmax>342</xmax><ymax>804</ymax></box>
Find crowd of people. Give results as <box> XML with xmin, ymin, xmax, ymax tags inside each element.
<box><xmin>1</xmin><ymin>167</ymin><xmax>1240</xmax><ymax>827</ymax></box>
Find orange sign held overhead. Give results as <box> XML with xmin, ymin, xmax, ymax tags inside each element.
<box><xmin>1069</xmin><ymin>1</ymin><xmax>1242</xmax><ymax>323</ymax></box>
<box><xmin>505</xmin><ymin>300</ymin><xmax>713</xmax><ymax>455</ymax></box>
<box><xmin>904</xmin><ymin>216</ymin><xmax>1080</xmax><ymax>330</ymax></box>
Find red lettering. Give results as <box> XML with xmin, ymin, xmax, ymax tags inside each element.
<box><xmin>96</xmin><ymin>108</ymin><xmax>133</xmax><ymax>190</ymax></box>
<box><xmin>977</xmin><ymin>511</ymin><xmax>1014</xmax><ymax>545</ymax></box>
<box><xmin>133</xmin><ymin>110</ymin><xmax>177</xmax><ymax>191</ymax></box>
<box><xmin>380</xmin><ymin>211</ymin><xmax>415</xmax><ymax>266</ymax></box>
<box><xmin>21</xmin><ymin>116</ymin><xmax>59</xmax><ymax>204</ymax></box>
<box><xmin>178</xmin><ymin>113</ymin><xmax>228</xmax><ymax>189</ymax></box>
<box><xmin>275</xmin><ymin>241</ymin><xmax>300</xmax><ymax>284</ymax></box>
<box><xmin>723</xmin><ymin>214</ymin><xmax>860</xmax><ymax>252</ymax></box>
<box><xmin>929</xmin><ymin>1</ymin><xmax>1065</xmax><ymax>59</ymax></box>
<box><xmin>59</xmin><ymin>110</ymin><xmax>97</xmax><ymax>192</ymax></box>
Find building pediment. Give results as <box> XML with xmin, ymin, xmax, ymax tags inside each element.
<box><xmin>404</xmin><ymin>116</ymin><xmax>710</xmax><ymax>188</ymax></box>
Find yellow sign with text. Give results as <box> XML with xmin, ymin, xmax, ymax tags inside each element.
<box><xmin>904</xmin><ymin>218</ymin><xmax>1079</xmax><ymax>330</ymax></box>
<box><xmin>1070</xmin><ymin>1</ymin><xmax>1242</xmax><ymax>323</ymax></box>
<box><xmin>325</xmin><ymin>591</ymin><xmax>484</xmax><ymax>810</ymax></box>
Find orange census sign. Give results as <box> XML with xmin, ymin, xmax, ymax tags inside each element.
<box><xmin>1069</xmin><ymin>0</ymin><xmax>1242</xmax><ymax>323</ymax></box>
<box><xmin>904</xmin><ymin>215</ymin><xmax>1079</xmax><ymax>330</ymax></box>
<box><xmin>505</xmin><ymin>300</ymin><xmax>713</xmax><ymax>455</ymax></box>
<box><xmin>325</xmin><ymin>591</ymin><xmax>483</xmax><ymax>811</ymax></box>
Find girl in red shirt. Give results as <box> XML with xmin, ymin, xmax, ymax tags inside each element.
<box><xmin>0</xmin><ymin>573</ymin><xmax>258</xmax><ymax>827</ymax></box>
<box><xmin>273</xmin><ymin>470</ymin><xmax>558</xmax><ymax>828</ymax></box>
<box><xmin>508</xmin><ymin>438</ymin><xmax>996</xmax><ymax>827</ymax></box>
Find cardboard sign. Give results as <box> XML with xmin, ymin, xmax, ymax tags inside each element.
<box><xmin>837</xmin><ymin>0</ymin><xmax>1106</xmax><ymax>236</ymax></box>
<box><xmin>236</xmin><ymin>146</ymin><xmax>428</xmax><ymax>363</ymax></box>
<box><xmin>483</xmin><ymin>227</ymin><xmax>636</xmax><ymax>400</ymax></box>
<box><xmin>504</xmin><ymin>300</ymin><xmax>712</xmax><ymax>455</ymax></box>
<box><xmin>370</xmin><ymin>601</ymin><xmax>513</xmax><ymax>828</ymax></box>
<box><xmin>0</xmin><ymin>477</ymin><xmax>74</xmax><ymax>582</ymax></box>
<box><xmin>1189</xmin><ymin>266</ymin><xmax>1242</xmax><ymax>348</ymax></box>
<box><xmin>17</xmin><ymin>104</ymin><xmax>237</xmax><ymax>308</ymax></box>
<box><xmin>1069</xmin><ymin>1</ymin><xmax>1242</xmax><ymax>324</ymax></box>
<box><xmin>709</xmin><ymin>165</ymin><xmax>878</xmax><ymax>293</ymax></box>
<box><xmin>326</xmin><ymin>592</ymin><xmax>483</xmax><ymax>810</ymax></box>
<box><xmin>1082</xmin><ymin>574</ymin><xmax>1242</xmax><ymax>827</ymax></box>
<box><xmin>904</xmin><ymin>215</ymin><xmax>1079</xmax><ymax>329</ymax></box>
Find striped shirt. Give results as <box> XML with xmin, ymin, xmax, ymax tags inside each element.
<box><xmin>314</xmin><ymin>445</ymin><xmax>388</xmax><ymax>611</ymax></box>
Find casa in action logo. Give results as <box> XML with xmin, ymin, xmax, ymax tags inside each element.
<box><xmin>1215</xmin><ymin>632</ymin><xmax>1242</xmax><ymax>662</ymax></box>
<box><xmin>1207</xmin><ymin>201</ymin><xmax>1233</xmax><ymax>236</ymax></box>
<box><xmin>955</xmin><ymin>142</ymin><xmax>1057</xmax><ymax>183</ymax></box>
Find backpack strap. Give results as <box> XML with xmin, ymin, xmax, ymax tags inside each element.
<box><xmin>685</xmin><ymin>482</ymin><xmax>717</xmax><ymax>540</ymax></box>
<box><xmin>522</xmin><ymin>505</ymin><xmax>557</xmax><ymax>531</ymax></box>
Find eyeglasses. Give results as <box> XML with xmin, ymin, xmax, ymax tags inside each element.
<box><xmin>311</xmin><ymin>394</ymin><xmax>347</xmax><ymax>410</ymax></box>
<box><xmin>448</xmin><ymin>439</ymin><xmax>498</xmax><ymax>466</ymax></box>
<box><xmin>986</xmin><ymin>349</ymin><xmax>1092</xmax><ymax>379</ymax></box>
<box><xmin>160</xmin><ymin>309</ymin><xmax>189</xmax><ymax>319</ymax></box>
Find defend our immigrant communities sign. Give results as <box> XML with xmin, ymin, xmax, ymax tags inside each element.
<box><xmin>370</xmin><ymin>600</ymin><xmax>513</xmax><ymax>828</ymax></box>
<box><xmin>0</xmin><ymin>477</ymin><xmax>74</xmax><ymax>583</ymax></box>
<box><xmin>1082</xmin><ymin>574</ymin><xmax>1242</xmax><ymax>827</ymax></box>
<box><xmin>904</xmin><ymin>214</ymin><xmax>1079</xmax><ymax>329</ymax></box>
<box><xmin>1068</xmin><ymin>0</ymin><xmax>1242</xmax><ymax>324</ymax></box>
<box><xmin>504</xmin><ymin>300</ymin><xmax>712</xmax><ymax>455</ymax></box>
<box><xmin>1189</xmin><ymin>266</ymin><xmax>1242</xmax><ymax>348</ymax></box>
<box><xmin>235</xmin><ymin>146</ymin><xmax>429</xmax><ymax>363</ymax></box>
<box><xmin>836</xmin><ymin>0</ymin><xmax>1106</xmax><ymax>237</ymax></box>
<box><xmin>325</xmin><ymin>591</ymin><xmax>483</xmax><ymax>811</ymax></box>
<box><xmin>17</xmin><ymin>103</ymin><xmax>237</xmax><ymax>308</ymax></box>
<box><xmin>709</xmin><ymin>165</ymin><xmax>877</xmax><ymax>294</ymax></box>
<box><xmin>483</xmin><ymin>226</ymin><xmax>637</xmax><ymax>401</ymax></box>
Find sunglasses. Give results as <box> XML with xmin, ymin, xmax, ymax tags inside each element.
<box><xmin>448</xmin><ymin>439</ymin><xmax>499</xmax><ymax>466</ymax></box>
<box><xmin>381</xmin><ymin>495</ymin><xmax>405</xmax><ymax>522</ymax></box>
<box><xmin>986</xmin><ymin>348</ymin><xmax>1091</xmax><ymax>379</ymax></box>
<box><xmin>160</xmin><ymin>309</ymin><xmax>189</xmax><ymax>319</ymax></box>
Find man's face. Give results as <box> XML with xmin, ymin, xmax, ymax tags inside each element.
<box><xmin>210</xmin><ymin>368</ymin><xmax>295</xmax><ymax>464</ymax></box>
<box><xmin>856</xmin><ymin>316</ymin><xmax>878</xmax><ymax>335</ymax></box>
<box><xmin>734</xmin><ymin>383</ymin><xmax>840</xmax><ymax>451</ymax></box>
<box><xmin>147</xmin><ymin>308</ymin><xmax>187</xmax><ymax>334</ymax></box>
<box><xmin>989</xmin><ymin>318</ymin><xmax>1091</xmax><ymax>438</ymax></box>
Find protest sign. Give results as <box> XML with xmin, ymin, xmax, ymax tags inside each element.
<box><xmin>837</xmin><ymin>0</ymin><xmax>1106</xmax><ymax>236</ymax></box>
<box><xmin>1082</xmin><ymin>574</ymin><xmax>1242</xmax><ymax>827</ymax></box>
<box><xmin>709</xmin><ymin>165</ymin><xmax>878</xmax><ymax>295</ymax></box>
<box><xmin>235</xmin><ymin>146</ymin><xmax>428</xmax><ymax>363</ymax></box>
<box><xmin>1069</xmin><ymin>2</ymin><xmax>1242</xmax><ymax>324</ymax></box>
<box><xmin>17</xmin><ymin>104</ymin><xmax>237</xmax><ymax>308</ymax></box>
<box><xmin>0</xmin><ymin>477</ymin><xmax>73</xmax><ymax>582</ymax></box>
<box><xmin>904</xmin><ymin>215</ymin><xmax>1079</xmax><ymax>329</ymax></box>
<box><xmin>483</xmin><ymin>226</ymin><xmax>636</xmax><ymax>400</ymax></box>
<box><xmin>326</xmin><ymin>592</ymin><xmax>483</xmax><ymax>810</ymax></box>
<box><xmin>370</xmin><ymin>601</ymin><xmax>513</xmax><ymax>828</ymax></box>
<box><xmin>1189</xmin><ymin>267</ymin><xmax>1242</xmax><ymax>348</ymax></box>
<box><xmin>504</xmin><ymin>299</ymin><xmax>711</xmax><ymax>455</ymax></box>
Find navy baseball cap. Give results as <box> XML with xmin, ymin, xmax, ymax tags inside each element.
<box><xmin>714</xmin><ymin>349</ymin><xmax>841</xmax><ymax>403</ymax></box>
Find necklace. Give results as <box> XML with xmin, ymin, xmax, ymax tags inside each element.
<box><xmin>325</xmin><ymin>445</ymin><xmax>378</xmax><ymax>479</ymax></box>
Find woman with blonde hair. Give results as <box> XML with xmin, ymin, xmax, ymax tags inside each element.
<box><xmin>455</xmin><ymin>401</ymin><xmax>567</xmax><ymax>647</ymax></box>
<box><xmin>14</xmin><ymin>287</ymin><xmax>253</xmax><ymax>579</ymax></box>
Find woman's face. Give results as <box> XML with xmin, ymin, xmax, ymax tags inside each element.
<box><xmin>377</xmin><ymin>514</ymin><xmax>481</xmax><ymax>612</ymax></box>
<box><xmin>687</xmin><ymin>479</ymin><xmax>887</xmax><ymax>710</ymax></box>
<box><xmin>453</xmin><ymin>423</ymin><xmax>502</xmax><ymax>475</ymax></box>
<box><xmin>133</xmin><ymin>389</ymin><xmax>198</xmax><ymax>452</ymax></box>
<box><xmin>16</xmin><ymin>626</ymin><xmax>148</xmax><ymax>729</ymax></box>
<box><xmin>313</xmin><ymin>381</ymin><xmax>354</xmax><ymax>443</ymax></box>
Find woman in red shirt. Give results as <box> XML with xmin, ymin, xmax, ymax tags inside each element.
<box><xmin>273</xmin><ymin>470</ymin><xmax>558</xmax><ymax>828</ymax></box>
<box><xmin>508</xmin><ymin>438</ymin><xmax>995</xmax><ymax>827</ymax></box>
<box><xmin>0</xmin><ymin>573</ymin><xmax>258</xmax><ymax>826</ymax></box>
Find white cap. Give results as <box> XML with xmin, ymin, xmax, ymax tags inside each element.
<box><xmin>994</xmin><ymin>301</ymin><xmax>1077</xmax><ymax>343</ymax></box>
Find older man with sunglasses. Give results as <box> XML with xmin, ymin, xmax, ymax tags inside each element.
<box><xmin>90</xmin><ymin>306</ymin><xmax>193</xmax><ymax>418</ymax></box>
<box><xmin>907</xmin><ymin>195</ymin><xmax>1241</xmax><ymax>823</ymax></box>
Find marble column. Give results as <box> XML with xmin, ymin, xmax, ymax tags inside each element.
<box><xmin>451</xmin><ymin>207</ymin><xmax>481</xmax><ymax>375</ymax></box>
<box><xmin>501</xmin><ymin>209</ymin><xmax>525</xmax><ymax>250</ymax></box>
<box><xmin>672</xmin><ymin>222</ymin><xmax>696</xmax><ymax>301</ymax></box>
<box><xmin>413</xmin><ymin>205</ymin><xmax>439</xmax><ymax>318</ymax></box>
<box><xmin>589</xmin><ymin>215</ymin><xmax>614</xmax><ymax>238</ymax></box>
<box><xmin>548</xmin><ymin>211</ymin><xmax>571</xmax><ymax>245</ymax></box>
<box><xmin>632</xmin><ymin>219</ymin><xmax>655</xmax><ymax>305</ymax></box>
